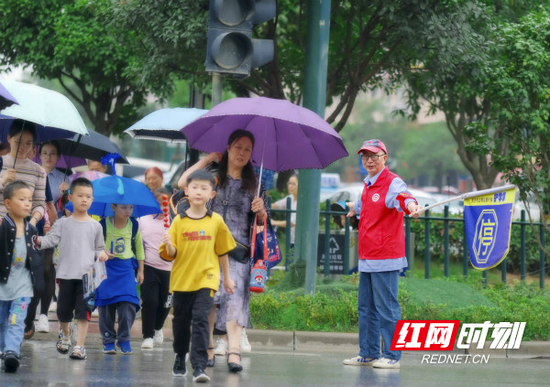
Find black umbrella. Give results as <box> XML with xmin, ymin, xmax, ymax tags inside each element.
<box><xmin>57</xmin><ymin>130</ymin><xmax>129</xmax><ymax>165</ymax></box>
<box><xmin>0</xmin><ymin>82</ymin><xmax>18</xmax><ymax>110</ymax></box>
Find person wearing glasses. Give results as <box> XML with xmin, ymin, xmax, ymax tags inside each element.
<box><xmin>23</xmin><ymin>140</ymin><xmax>70</xmax><ymax>337</ymax></box>
<box><xmin>342</xmin><ymin>139</ymin><xmax>422</xmax><ymax>370</ymax></box>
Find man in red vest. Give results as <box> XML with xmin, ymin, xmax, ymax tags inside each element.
<box><xmin>342</xmin><ymin>139</ymin><xmax>422</xmax><ymax>369</ymax></box>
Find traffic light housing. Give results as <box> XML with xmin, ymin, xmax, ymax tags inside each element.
<box><xmin>205</xmin><ymin>0</ymin><xmax>275</xmax><ymax>76</ymax></box>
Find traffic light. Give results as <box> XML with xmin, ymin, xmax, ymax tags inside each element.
<box><xmin>205</xmin><ymin>0</ymin><xmax>276</xmax><ymax>76</ymax></box>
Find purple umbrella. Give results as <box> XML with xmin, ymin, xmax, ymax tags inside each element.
<box><xmin>180</xmin><ymin>97</ymin><xmax>349</xmax><ymax>172</ymax></box>
<box><xmin>0</xmin><ymin>81</ymin><xmax>18</xmax><ymax>110</ymax></box>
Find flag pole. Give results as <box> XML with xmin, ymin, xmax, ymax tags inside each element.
<box><xmin>413</xmin><ymin>184</ymin><xmax>516</xmax><ymax>215</ymax></box>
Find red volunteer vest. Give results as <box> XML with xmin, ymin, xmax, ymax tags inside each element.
<box><xmin>358</xmin><ymin>166</ymin><xmax>406</xmax><ymax>260</ymax></box>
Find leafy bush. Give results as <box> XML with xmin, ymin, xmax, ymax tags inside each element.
<box><xmin>250</xmin><ymin>274</ymin><xmax>550</xmax><ymax>340</ymax></box>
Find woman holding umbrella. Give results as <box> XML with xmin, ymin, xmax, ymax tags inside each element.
<box><xmin>177</xmin><ymin>129</ymin><xmax>266</xmax><ymax>373</ymax></box>
<box><xmin>0</xmin><ymin>120</ymin><xmax>46</xmax><ymax>224</ymax></box>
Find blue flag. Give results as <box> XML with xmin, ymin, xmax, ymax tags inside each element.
<box><xmin>464</xmin><ymin>187</ymin><xmax>516</xmax><ymax>270</ymax></box>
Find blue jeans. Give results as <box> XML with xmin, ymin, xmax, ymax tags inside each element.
<box><xmin>358</xmin><ymin>271</ymin><xmax>401</xmax><ymax>360</ymax></box>
<box><xmin>0</xmin><ymin>297</ymin><xmax>31</xmax><ymax>356</ymax></box>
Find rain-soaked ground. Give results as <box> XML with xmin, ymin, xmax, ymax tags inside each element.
<box><xmin>1</xmin><ymin>339</ymin><xmax>548</xmax><ymax>387</ymax></box>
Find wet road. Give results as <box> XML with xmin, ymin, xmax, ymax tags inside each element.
<box><xmin>2</xmin><ymin>340</ymin><xmax>548</xmax><ymax>387</ymax></box>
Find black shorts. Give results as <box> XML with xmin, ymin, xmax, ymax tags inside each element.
<box><xmin>57</xmin><ymin>279</ymin><xmax>90</xmax><ymax>322</ymax></box>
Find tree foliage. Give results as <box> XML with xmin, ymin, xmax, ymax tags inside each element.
<box><xmin>472</xmin><ymin>8</ymin><xmax>550</xmax><ymax>228</ymax></box>
<box><xmin>400</xmin><ymin>1</ymin><xmax>550</xmax><ymax>189</ymax></box>
<box><xmin>325</xmin><ymin>98</ymin><xmax>467</xmax><ymax>185</ymax></box>
<box><xmin>110</xmin><ymin>0</ymin><xmax>490</xmax><ymax>132</ymax></box>
<box><xmin>0</xmin><ymin>0</ymin><xmax>149</xmax><ymax>135</ymax></box>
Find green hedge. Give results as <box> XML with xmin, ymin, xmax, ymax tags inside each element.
<box><xmin>250</xmin><ymin>275</ymin><xmax>550</xmax><ymax>340</ymax></box>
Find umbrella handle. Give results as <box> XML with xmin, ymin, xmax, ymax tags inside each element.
<box><xmin>63</xmin><ymin>134</ymin><xmax>83</xmax><ymax>182</ymax></box>
<box><xmin>256</xmin><ymin>124</ymin><xmax>269</xmax><ymax>198</ymax></box>
<box><xmin>12</xmin><ymin>125</ymin><xmax>24</xmax><ymax>169</ymax></box>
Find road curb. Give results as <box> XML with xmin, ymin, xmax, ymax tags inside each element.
<box><xmin>29</xmin><ymin>317</ymin><xmax>550</xmax><ymax>356</ymax></box>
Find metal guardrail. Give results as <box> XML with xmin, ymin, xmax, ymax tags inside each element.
<box><xmin>269</xmin><ymin>198</ymin><xmax>548</xmax><ymax>289</ymax></box>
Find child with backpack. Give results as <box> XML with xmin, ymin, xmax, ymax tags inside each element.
<box><xmin>95</xmin><ymin>203</ymin><xmax>144</xmax><ymax>355</ymax></box>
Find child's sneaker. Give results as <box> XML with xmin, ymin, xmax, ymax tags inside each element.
<box><xmin>118</xmin><ymin>341</ymin><xmax>132</xmax><ymax>355</ymax></box>
<box><xmin>69</xmin><ymin>346</ymin><xmax>87</xmax><ymax>360</ymax></box>
<box><xmin>103</xmin><ymin>343</ymin><xmax>117</xmax><ymax>354</ymax></box>
<box><xmin>172</xmin><ymin>354</ymin><xmax>187</xmax><ymax>377</ymax></box>
<box><xmin>3</xmin><ymin>351</ymin><xmax>20</xmax><ymax>373</ymax></box>
<box><xmin>193</xmin><ymin>367</ymin><xmax>210</xmax><ymax>383</ymax></box>
<box><xmin>214</xmin><ymin>337</ymin><xmax>227</xmax><ymax>356</ymax></box>
<box><xmin>141</xmin><ymin>338</ymin><xmax>154</xmax><ymax>350</ymax></box>
<box><xmin>36</xmin><ymin>314</ymin><xmax>50</xmax><ymax>333</ymax></box>
<box><xmin>153</xmin><ymin>329</ymin><xmax>164</xmax><ymax>345</ymax></box>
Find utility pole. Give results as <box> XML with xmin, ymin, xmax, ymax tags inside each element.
<box><xmin>295</xmin><ymin>0</ymin><xmax>332</xmax><ymax>294</ymax></box>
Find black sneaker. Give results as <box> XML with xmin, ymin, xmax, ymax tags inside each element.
<box><xmin>172</xmin><ymin>354</ymin><xmax>187</xmax><ymax>377</ymax></box>
<box><xmin>3</xmin><ymin>351</ymin><xmax>20</xmax><ymax>373</ymax></box>
<box><xmin>193</xmin><ymin>368</ymin><xmax>210</xmax><ymax>383</ymax></box>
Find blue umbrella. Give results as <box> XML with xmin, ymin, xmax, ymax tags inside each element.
<box><xmin>87</xmin><ymin>175</ymin><xmax>161</xmax><ymax>218</ymax></box>
<box><xmin>124</xmin><ymin>108</ymin><xmax>207</xmax><ymax>143</ymax></box>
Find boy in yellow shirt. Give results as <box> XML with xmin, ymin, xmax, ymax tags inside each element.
<box><xmin>160</xmin><ymin>169</ymin><xmax>235</xmax><ymax>383</ymax></box>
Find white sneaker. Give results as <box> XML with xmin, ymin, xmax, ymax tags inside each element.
<box><xmin>214</xmin><ymin>338</ymin><xmax>227</xmax><ymax>356</ymax></box>
<box><xmin>342</xmin><ymin>356</ymin><xmax>377</xmax><ymax>366</ymax></box>
<box><xmin>153</xmin><ymin>329</ymin><xmax>164</xmax><ymax>345</ymax></box>
<box><xmin>141</xmin><ymin>338</ymin><xmax>154</xmax><ymax>350</ymax></box>
<box><xmin>373</xmin><ymin>357</ymin><xmax>400</xmax><ymax>369</ymax></box>
<box><xmin>36</xmin><ymin>314</ymin><xmax>50</xmax><ymax>333</ymax></box>
<box><xmin>240</xmin><ymin>329</ymin><xmax>251</xmax><ymax>353</ymax></box>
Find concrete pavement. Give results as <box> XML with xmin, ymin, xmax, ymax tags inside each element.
<box><xmin>5</xmin><ymin>336</ymin><xmax>550</xmax><ymax>387</ymax></box>
<box><xmin>27</xmin><ymin>311</ymin><xmax>550</xmax><ymax>357</ymax></box>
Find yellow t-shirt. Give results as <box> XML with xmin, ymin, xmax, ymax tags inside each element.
<box><xmin>159</xmin><ymin>211</ymin><xmax>236</xmax><ymax>292</ymax></box>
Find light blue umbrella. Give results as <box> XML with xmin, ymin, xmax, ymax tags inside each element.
<box><xmin>0</xmin><ymin>80</ymin><xmax>89</xmax><ymax>142</ymax></box>
<box><xmin>124</xmin><ymin>107</ymin><xmax>207</xmax><ymax>143</ymax></box>
<box><xmin>88</xmin><ymin>175</ymin><xmax>161</xmax><ymax>218</ymax></box>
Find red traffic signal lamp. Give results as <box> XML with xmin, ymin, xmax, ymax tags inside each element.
<box><xmin>205</xmin><ymin>0</ymin><xmax>275</xmax><ymax>76</ymax></box>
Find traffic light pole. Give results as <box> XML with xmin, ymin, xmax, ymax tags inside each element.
<box><xmin>212</xmin><ymin>73</ymin><xmax>223</xmax><ymax>107</ymax></box>
<box><xmin>295</xmin><ymin>0</ymin><xmax>332</xmax><ymax>295</ymax></box>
